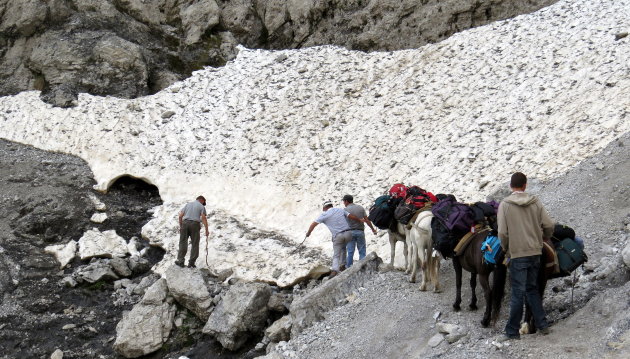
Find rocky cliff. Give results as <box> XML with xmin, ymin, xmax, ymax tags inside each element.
<box><xmin>0</xmin><ymin>0</ymin><xmax>557</xmax><ymax>106</ymax></box>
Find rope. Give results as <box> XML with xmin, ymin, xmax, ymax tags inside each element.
<box><xmin>205</xmin><ymin>233</ymin><xmax>209</xmax><ymax>267</ymax></box>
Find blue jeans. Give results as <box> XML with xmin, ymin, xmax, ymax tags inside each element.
<box><xmin>346</xmin><ymin>230</ymin><xmax>366</xmax><ymax>267</ymax></box>
<box><xmin>505</xmin><ymin>255</ymin><xmax>549</xmax><ymax>337</ymax></box>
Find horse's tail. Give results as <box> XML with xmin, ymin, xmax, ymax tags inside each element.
<box><xmin>491</xmin><ymin>263</ymin><xmax>507</xmax><ymax>324</ymax></box>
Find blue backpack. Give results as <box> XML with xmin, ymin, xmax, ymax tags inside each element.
<box><xmin>481</xmin><ymin>235</ymin><xmax>504</xmax><ymax>265</ymax></box>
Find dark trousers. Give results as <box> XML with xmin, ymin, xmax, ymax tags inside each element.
<box><xmin>177</xmin><ymin>220</ymin><xmax>200</xmax><ymax>265</ymax></box>
<box><xmin>505</xmin><ymin>255</ymin><xmax>549</xmax><ymax>337</ymax></box>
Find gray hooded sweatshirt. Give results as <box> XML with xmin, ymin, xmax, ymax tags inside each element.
<box><xmin>497</xmin><ymin>192</ymin><xmax>554</xmax><ymax>259</ymax></box>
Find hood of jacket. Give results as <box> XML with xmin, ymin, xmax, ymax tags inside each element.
<box><xmin>503</xmin><ymin>192</ymin><xmax>538</xmax><ymax>206</ymax></box>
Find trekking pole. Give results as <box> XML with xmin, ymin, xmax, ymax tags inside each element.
<box><xmin>292</xmin><ymin>236</ymin><xmax>307</xmax><ymax>253</ymax></box>
<box><xmin>570</xmin><ymin>270</ymin><xmax>576</xmax><ymax>309</ymax></box>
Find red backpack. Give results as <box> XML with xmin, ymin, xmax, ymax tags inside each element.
<box><xmin>389</xmin><ymin>183</ymin><xmax>408</xmax><ymax>199</ymax></box>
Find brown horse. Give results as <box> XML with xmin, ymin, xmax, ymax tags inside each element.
<box><xmin>452</xmin><ymin>231</ymin><xmax>507</xmax><ymax>327</ymax></box>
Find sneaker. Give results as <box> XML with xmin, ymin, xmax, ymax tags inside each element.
<box><xmin>539</xmin><ymin>327</ymin><xmax>551</xmax><ymax>335</ymax></box>
<box><xmin>496</xmin><ymin>335</ymin><xmax>520</xmax><ymax>342</ymax></box>
<box><xmin>175</xmin><ymin>261</ymin><xmax>184</xmax><ymax>267</ymax></box>
<box><xmin>329</xmin><ymin>270</ymin><xmax>339</xmax><ymax>278</ymax></box>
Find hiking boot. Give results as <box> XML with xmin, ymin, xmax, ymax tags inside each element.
<box><xmin>539</xmin><ymin>327</ymin><xmax>551</xmax><ymax>335</ymax></box>
<box><xmin>188</xmin><ymin>263</ymin><xmax>196</xmax><ymax>268</ymax></box>
<box><xmin>329</xmin><ymin>271</ymin><xmax>339</xmax><ymax>278</ymax></box>
<box><xmin>339</xmin><ymin>265</ymin><xmax>346</xmax><ymax>272</ymax></box>
<box><xmin>175</xmin><ymin>261</ymin><xmax>184</xmax><ymax>268</ymax></box>
<box><xmin>496</xmin><ymin>335</ymin><xmax>520</xmax><ymax>343</ymax></box>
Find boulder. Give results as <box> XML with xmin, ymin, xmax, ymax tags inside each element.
<box><xmin>180</xmin><ymin>0</ymin><xmax>220</xmax><ymax>45</ymax></box>
<box><xmin>133</xmin><ymin>274</ymin><xmax>159</xmax><ymax>296</ymax></box>
<box><xmin>289</xmin><ymin>252</ymin><xmax>382</xmax><ymax>337</ymax></box>
<box><xmin>114</xmin><ymin>302</ymin><xmax>176</xmax><ymax>358</ymax></box>
<box><xmin>128</xmin><ymin>255</ymin><xmax>150</xmax><ymax>275</ymax></box>
<box><xmin>267</xmin><ymin>292</ymin><xmax>289</xmax><ymax>312</ymax></box>
<box><xmin>44</xmin><ymin>240</ymin><xmax>77</xmax><ymax>269</ymax></box>
<box><xmin>141</xmin><ymin>278</ymin><xmax>168</xmax><ymax>306</ymax></box>
<box><xmin>164</xmin><ymin>265</ymin><xmax>214</xmax><ymax>321</ymax></box>
<box><xmin>90</xmin><ymin>213</ymin><xmax>108</xmax><ymax>223</ymax></box>
<box><xmin>50</xmin><ymin>348</ymin><xmax>64</xmax><ymax>359</ymax></box>
<box><xmin>75</xmin><ymin>260</ymin><xmax>119</xmax><ymax>283</ymax></box>
<box><xmin>78</xmin><ymin>228</ymin><xmax>128</xmax><ymax>260</ymax></box>
<box><xmin>265</xmin><ymin>315</ymin><xmax>292</xmax><ymax>343</ymax></box>
<box><xmin>110</xmin><ymin>257</ymin><xmax>132</xmax><ymax>277</ymax></box>
<box><xmin>203</xmin><ymin>282</ymin><xmax>272</xmax><ymax>351</ymax></box>
<box><xmin>0</xmin><ymin>0</ymin><xmax>48</xmax><ymax>37</ymax></box>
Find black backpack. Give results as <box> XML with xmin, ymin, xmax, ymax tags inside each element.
<box><xmin>368</xmin><ymin>195</ymin><xmax>395</xmax><ymax>230</ymax></box>
<box><xmin>554</xmin><ymin>238</ymin><xmax>588</xmax><ymax>276</ymax></box>
<box><xmin>552</xmin><ymin>224</ymin><xmax>576</xmax><ymax>241</ymax></box>
<box><xmin>431</xmin><ymin>217</ymin><xmax>467</xmax><ymax>258</ymax></box>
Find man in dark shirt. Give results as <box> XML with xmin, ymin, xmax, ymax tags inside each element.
<box><xmin>176</xmin><ymin>195</ymin><xmax>209</xmax><ymax>268</ymax></box>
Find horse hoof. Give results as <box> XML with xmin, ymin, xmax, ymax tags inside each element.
<box><xmin>469</xmin><ymin>304</ymin><xmax>478</xmax><ymax>311</ymax></box>
<box><xmin>409</xmin><ymin>278</ymin><xmax>416</xmax><ymax>284</ymax></box>
<box><xmin>453</xmin><ymin>304</ymin><xmax>461</xmax><ymax>312</ymax></box>
<box><xmin>481</xmin><ymin>319</ymin><xmax>490</xmax><ymax>328</ymax></box>
<box><xmin>419</xmin><ymin>285</ymin><xmax>427</xmax><ymax>291</ymax></box>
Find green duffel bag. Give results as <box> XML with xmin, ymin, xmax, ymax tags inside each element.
<box><xmin>555</xmin><ymin>238</ymin><xmax>588</xmax><ymax>276</ymax></box>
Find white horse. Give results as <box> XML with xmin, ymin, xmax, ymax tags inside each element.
<box><xmin>388</xmin><ymin>221</ymin><xmax>412</xmax><ymax>272</ymax></box>
<box><xmin>407</xmin><ymin>211</ymin><xmax>441</xmax><ymax>292</ymax></box>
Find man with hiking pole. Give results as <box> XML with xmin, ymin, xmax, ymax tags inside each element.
<box><xmin>176</xmin><ymin>195</ymin><xmax>209</xmax><ymax>268</ymax></box>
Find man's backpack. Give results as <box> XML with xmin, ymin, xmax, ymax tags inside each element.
<box><xmin>554</xmin><ymin>238</ymin><xmax>588</xmax><ymax>276</ymax></box>
<box><xmin>368</xmin><ymin>195</ymin><xmax>395</xmax><ymax>230</ymax></box>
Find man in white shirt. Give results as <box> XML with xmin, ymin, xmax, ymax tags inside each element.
<box><xmin>305</xmin><ymin>200</ymin><xmax>365</xmax><ymax>277</ymax></box>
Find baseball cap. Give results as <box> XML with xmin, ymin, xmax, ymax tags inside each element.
<box><xmin>322</xmin><ymin>200</ymin><xmax>333</xmax><ymax>208</ymax></box>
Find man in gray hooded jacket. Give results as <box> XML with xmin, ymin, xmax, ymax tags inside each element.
<box><xmin>497</xmin><ymin>172</ymin><xmax>554</xmax><ymax>341</ymax></box>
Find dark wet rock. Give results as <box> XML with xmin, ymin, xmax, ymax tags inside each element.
<box><xmin>128</xmin><ymin>255</ymin><xmax>151</xmax><ymax>275</ymax></box>
<box><xmin>0</xmin><ymin>139</ymin><xmax>161</xmax><ymax>358</ymax></box>
<box><xmin>110</xmin><ymin>257</ymin><xmax>132</xmax><ymax>277</ymax></box>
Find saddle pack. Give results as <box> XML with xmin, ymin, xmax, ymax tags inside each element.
<box><xmin>430</xmin><ymin>196</ymin><xmax>474</xmax><ymax>258</ymax></box>
<box><xmin>554</xmin><ymin>238</ymin><xmax>588</xmax><ymax>276</ymax></box>
<box><xmin>469</xmin><ymin>201</ymin><xmax>499</xmax><ymax>235</ymax></box>
<box><xmin>481</xmin><ymin>235</ymin><xmax>505</xmax><ymax>266</ymax></box>
<box><xmin>393</xmin><ymin>188</ymin><xmax>438</xmax><ymax>225</ymax></box>
<box><xmin>368</xmin><ymin>195</ymin><xmax>395</xmax><ymax>230</ymax></box>
<box><xmin>388</xmin><ymin>183</ymin><xmax>408</xmax><ymax>200</ymax></box>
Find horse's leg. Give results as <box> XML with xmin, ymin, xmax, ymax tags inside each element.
<box><xmin>403</xmin><ymin>238</ymin><xmax>410</xmax><ymax>273</ymax></box>
<box><xmin>388</xmin><ymin>233</ymin><xmax>396</xmax><ymax>267</ymax></box>
<box><xmin>479</xmin><ymin>273</ymin><xmax>492</xmax><ymax>327</ymax></box>
<box><xmin>418</xmin><ymin>246</ymin><xmax>428</xmax><ymax>291</ymax></box>
<box><xmin>469</xmin><ymin>272</ymin><xmax>478</xmax><ymax>311</ymax></box>
<box><xmin>453</xmin><ymin>257</ymin><xmax>462</xmax><ymax>311</ymax></box>
<box><xmin>409</xmin><ymin>232</ymin><xmax>418</xmax><ymax>283</ymax></box>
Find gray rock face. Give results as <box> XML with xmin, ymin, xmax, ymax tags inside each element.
<box><xmin>113</xmin><ymin>302</ymin><xmax>176</xmax><ymax>358</ymax></box>
<box><xmin>265</xmin><ymin>315</ymin><xmax>292</xmax><ymax>343</ymax></box>
<box><xmin>164</xmin><ymin>265</ymin><xmax>214</xmax><ymax>321</ymax></box>
<box><xmin>110</xmin><ymin>257</ymin><xmax>132</xmax><ymax>277</ymax></box>
<box><xmin>203</xmin><ymin>282</ymin><xmax>272</xmax><ymax>351</ymax></box>
<box><xmin>0</xmin><ymin>0</ymin><xmax>558</xmax><ymax>106</ymax></box>
<box><xmin>622</xmin><ymin>241</ymin><xmax>630</xmax><ymax>268</ymax></box>
<box><xmin>289</xmin><ymin>252</ymin><xmax>382</xmax><ymax>337</ymax></box>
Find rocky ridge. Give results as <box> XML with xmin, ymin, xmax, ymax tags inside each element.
<box><xmin>0</xmin><ymin>0</ymin><xmax>557</xmax><ymax>106</ymax></box>
<box><xmin>0</xmin><ymin>0</ymin><xmax>628</xmax><ymax>287</ymax></box>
